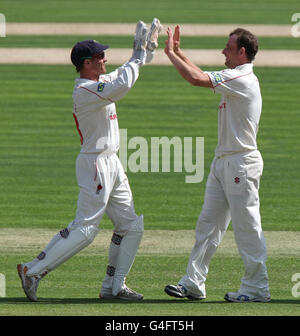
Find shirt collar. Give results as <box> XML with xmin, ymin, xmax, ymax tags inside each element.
<box><xmin>235</xmin><ymin>63</ymin><xmax>253</xmax><ymax>71</ymax></box>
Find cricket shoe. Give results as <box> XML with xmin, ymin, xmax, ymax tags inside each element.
<box><xmin>17</xmin><ymin>264</ymin><xmax>41</xmax><ymax>302</ymax></box>
<box><xmin>99</xmin><ymin>287</ymin><xmax>115</xmax><ymax>300</ymax></box>
<box><xmin>100</xmin><ymin>285</ymin><xmax>143</xmax><ymax>301</ymax></box>
<box><xmin>224</xmin><ymin>291</ymin><xmax>271</xmax><ymax>303</ymax></box>
<box><xmin>164</xmin><ymin>284</ymin><xmax>205</xmax><ymax>300</ymax></box>
<box><xmin>116</xmin><ymin>285</ymin><xmax>143</xmax><ymax>301</ymax></box>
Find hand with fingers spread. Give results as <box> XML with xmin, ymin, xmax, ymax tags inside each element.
<box><xmin>164</xmin><ymin>25</ymin><xmax>181</xmax><ymax>56</ymax></box>
<box><xmin>164</xmin><ymin>25</ymin><xmax>213</xmax><ymax>87</ymax></box>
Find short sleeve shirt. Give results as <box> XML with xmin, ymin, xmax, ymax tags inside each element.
<box><xmin>206</xmin><ymin>63</ymin><xmax>262</xmax><ymax>156</ymax></box>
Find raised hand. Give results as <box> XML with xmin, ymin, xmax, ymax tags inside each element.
<box><xmin>173</xmin><ymin>25</ymin><xmax>181</xmax><ymax>53</ymax></box>
<box><xmin>164</xmin><ymin>26</ymin><xmax>174</xmax><ymax>56</ymax></box>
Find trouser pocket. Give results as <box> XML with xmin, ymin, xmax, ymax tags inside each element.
<box><xmin>224</xmin><ymin>159</ymin><xmax>247</xmax><ymax>195</ymax></box>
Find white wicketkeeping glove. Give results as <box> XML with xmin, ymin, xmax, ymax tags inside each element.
<box><xmin>145</xmin><ymin>18</ymin><xmax>163</xmax><ymax>64</ymax></box>
<box><xmin>130</xmin><ymin>20</ymin><xmax>148</xmax><ymax>66</ymax></box>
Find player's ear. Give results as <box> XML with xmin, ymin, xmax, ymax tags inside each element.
<box><xmin>83</xmin><ymin>59</ymin><xmax>91</xmax><ymax>67</ymax></box>
<box><xmin>239</xmin><ymin>46</ymin><xmax>246</xmax><ymax>57</ymax></box>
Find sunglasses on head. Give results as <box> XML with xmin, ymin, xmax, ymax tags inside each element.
<box><xmin>81</xmin><ymin>52</ymin><xmax>105</xmax><ymax>60</ymax></box>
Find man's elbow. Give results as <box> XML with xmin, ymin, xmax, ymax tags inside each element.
<box><xmin>189</xmin><ymin>77</ymin><xmax>212</xmax><ymax>88</ymax></box>
<box><xmin>188</xmin><ymin>72</ymin><xmax>213</xmax><ymax>88</ymax></box>
<box><xmin>189</xmin><ymin>77</ymin><xmax>201</xmax><ymax>86</ymax></box>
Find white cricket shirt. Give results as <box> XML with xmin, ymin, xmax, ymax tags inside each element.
<box><xmin>72</xmin><ymin>61</ymin><xmax>140</xmax><ymax>154</ymax></box>
<box><xmin>206</xmin><ymin>63</ymin><xmax>262</xmax><ymax>156</ymax></box>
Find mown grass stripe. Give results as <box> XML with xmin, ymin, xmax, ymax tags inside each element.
<box><xmin>1</xmin><ymin>0</ymin><xmax>298</xmax><ymax>24</ymax></box>
<box><xmin>1</xmin><ymin>48</ymin><xmax>300</xmax><ymax>66</ymax></box>
<box><xmin>1</xmin><ymin>229</ymin><xmax>299</xmax><ymax>256</ymax></box>
<box><xmin>5</xmin><ymin>23</ymin><xmax>294</xmax><ymax>36</ymax></box>
<box><xmin>1</xmin><ymin>35</ymin><xmax>300</xmax><ymax>50</ymax></box>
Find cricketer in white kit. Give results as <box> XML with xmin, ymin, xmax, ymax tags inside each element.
<box><xmin>17</xmin><ymin>19</ymin><xmax>162</xmax><ymax>302</ymax></box>
<box><xmin>164</xmin><ymin>26</ymin><xmax>271</xmax><ymax>302</ymax></box>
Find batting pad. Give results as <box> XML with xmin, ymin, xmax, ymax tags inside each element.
<box><xmin>27</xmin><ymin>225</ymin><xmax>99</xmax><ymax>277</ymax></box>
<box><xmin>100</xmin><ymin>233</ymin><xmax>123</xmax><ymax>290</ymax></box>
<box><xmin>112</xmin><ymin>215</ymin><xmax>144</xmax><ymax>295</ymax></box>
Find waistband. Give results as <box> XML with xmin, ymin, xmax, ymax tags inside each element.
<box><xmin>78</xmin><ymin>152</ymin><xmax>118</xmax><ymax>159</ymax></box>
<box><xmin>79</xmin><ymin>151</ymin><xmax>117</xmax><ymax>155</ymax></box>
<box><xmin>215</xmin><ymin>149</ymin><xmax>257</xmax><ymax>159</ymax></box>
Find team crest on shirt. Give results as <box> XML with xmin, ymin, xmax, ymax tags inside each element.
<box><xmin>211</xmin><ymin>72</ymin><xmax>223</xmax><ymax>83</ymax></box>
<box><xmin>109</xmin><ymin>113</ymin><xmax>117</xmax><ymax>120</ymax></box>
<box><xmin>97</xmin><ymin>82</ymin><xmax>105</xmax><ymax>92</ymax></box>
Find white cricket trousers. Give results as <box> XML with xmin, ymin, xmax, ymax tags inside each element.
<box><xmin>73</xmin><ymin>152</ymin><xmax>138</xmax><ymax>232</ymax></box>
<box><xmin>179</xmin><ymin>150</ymin><xmax>270</xmax><ymax>298</ymax></box>
<box><xmin>26</xmin><ymin>152</ymin><xmax>142</xmax><ymax>294</ymax></box>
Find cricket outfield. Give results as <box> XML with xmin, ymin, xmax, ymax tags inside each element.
<box><xmin>0</xmin><ymin>0</ymin><xmax>299</xmax><ymax>318</ymax></box>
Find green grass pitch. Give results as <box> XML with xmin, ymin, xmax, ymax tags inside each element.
<box><xmin>0</xmin><ymin>65</ymin><xmax>300</xmax><ymax>231</ymax></box>
<box><xmin>0</xmin><ymin>0</ymin><xmax>300</xmax><ymax>318</ymax></box>
<box><xmin>1</xmin><ymin>0</ymin><xmax>299</xmax><ymax>24</ymax></box>
<box><xmin>0</xmin><ymin>65</ymin><xmax>299</xmax><ymax>317</ymax></box>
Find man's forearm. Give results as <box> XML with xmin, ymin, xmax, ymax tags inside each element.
<box><xmin>175</xmin><ymin>48</ymin><xmax>201</xmax><ymax>73</ymax></box>
<box><xmin>167</xmin><ymin>50</ymin><xmax>212</xmax><ymax>87</ymax></box>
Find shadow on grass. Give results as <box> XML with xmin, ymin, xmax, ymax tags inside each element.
<box><xmin>0</xmin><ymin>297</ymin><xmax>299</xmax><ymax>305</ymax></box>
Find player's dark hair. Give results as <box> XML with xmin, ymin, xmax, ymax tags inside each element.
<box><xmin>75</xmin><ymin>61</ymin><xmax>84</xmax><ymax>73</ymax></box>
<box><xmin>229</xmin><ymin>28</ymin><xmax>258</xmax><ymax>62</ymax></box>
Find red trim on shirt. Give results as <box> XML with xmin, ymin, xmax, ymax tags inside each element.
<box><xmin>79</xmin><ymin>86</ymin><xmax>114</xmax><ymax>103</ymax></box>
<box><xmin>213</xmin><ymin>71</ymin><xmax>253</xmax><ymax>89</ymax></box>
<box><xmin>73</xmin><ymin>106</ymin><xmax>83</xmax><ymax>145</ymax></box>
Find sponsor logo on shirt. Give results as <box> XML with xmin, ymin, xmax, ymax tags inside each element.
<box><xmin>211</xmin><ymin>72</ymin><xmax>223</xmax><ymax>84</ymax></box>
<box><xmin>109</xmin><ymin>114</ymin><xmax>117</xmax><ymax>120</ymax></box>
<box><xmin>97</xmin><ymin>82</ymin><xmax>105</xmax><ymax>92</ymax></box>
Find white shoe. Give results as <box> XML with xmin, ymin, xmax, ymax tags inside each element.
<box><xmin>17</xmin><ymin>264</ymin><xmax>41</xmax><ymax>302</ymax></box>
<box><xmin>224</xmin><ymin>291</ymin><xmax>271</xmax><ymax>303</ymax></box>
<box><xmin>116</xmin><ymin>285</ymin><xmax>143</xmax><ymax>301</ymax></box>
<box><xmin>164</xmin><ymin>284</ymin><xmax>205</xmax><ymax>300</ymax></box>
<box><xmin>100</xmin><ymin>285</ymin><xmax>143</xmax><ymax>301</ymax></box>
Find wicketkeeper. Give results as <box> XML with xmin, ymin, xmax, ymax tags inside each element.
<box><xmin>17</xmin><ymin>18</ymin><xmax>162</xmax><ymax>301</ymax></box>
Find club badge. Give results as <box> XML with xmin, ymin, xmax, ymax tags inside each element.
<box><xmin>234</xmin><ymin>177</ymin><xmax>240</xmax><ymax>184</ymax></box>
<box><xmin>97</xmin><ymin>82</ymin><xmax>105</xmax><ymax>92</ymax></box>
